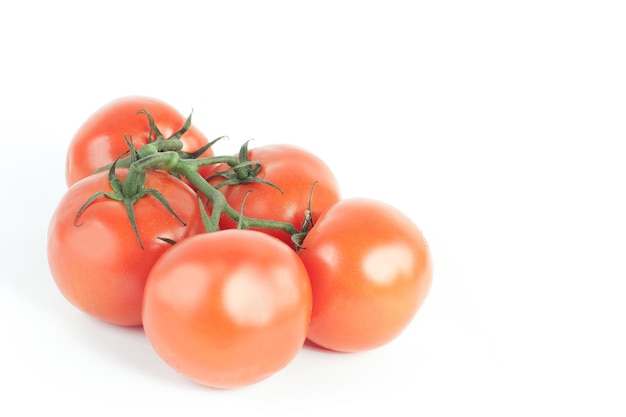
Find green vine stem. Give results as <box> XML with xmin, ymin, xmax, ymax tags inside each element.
<box><xmin>77</xmin><ymin>109</ymin><xmax>303</xmax><ymax>248</ymax></box>
<box><xmin>121</xmin><ymin>151</ymin><xmax>299</xmax><ymax>236</ymax></box>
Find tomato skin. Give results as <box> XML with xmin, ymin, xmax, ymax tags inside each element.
<box><xmin>142</xmin><ymin>230</ymin><xmax>312</xmax><ymax>389</ymax></box>
<box><xmin>65</xmin><ymin>96</ymin><xmax>214</xmax><ymax>186</ymax></box>
<box><xmin>298</xmin><ymin>198</ymin><xmax>433</xmax><ymax>352</ymax></box>
<box><xmin>213</xmin><ymin>144</ymin><xmax>340</xmax><ymax>248</ymax></box>
<box><xmin>47</xmin><ymin>169</ymin><xmax>205</xmax><ymax>326</ymax></box>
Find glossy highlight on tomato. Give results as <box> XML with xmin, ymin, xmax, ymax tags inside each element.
<box><xmin>65</xmin><ymin>95</ymin><xmax>214</xmax><ymax>186</ymax></box>
<box><xmin>142</xmin><ymin>230</ymin><xmax>312</xmax><ymax>389</ymax></box>
<box><xmin>47</xmin><ymin>169</ymin><xmax>205</xmax><ymax>326</ymax></box>
<box><xmin>298</xmin><ymin>198</ymin><xmax>433</xmax><ymax>352</ymax></box>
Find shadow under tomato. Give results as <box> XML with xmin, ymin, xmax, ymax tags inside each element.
<box><xmin>302</xmin><ymin>338</ymin><xmax>353</xmax><ymax>355</ymax></box>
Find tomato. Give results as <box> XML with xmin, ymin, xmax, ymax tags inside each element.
<box><xmin>47</xmin><ymin>169</ymin><xmax>205</xmax><ymax>326</ymax></box>
<box><xmin>142</xmin><ymin>230</ymin><xmax>312</xmax><ymax>389</ymax></box>
<box><xmin>298</xmin><ymin>198</ymin><xmax>433</xmax><ymax>352</ymax></box>
<box><xmin>65</xmin><ymin>96</ymin><xmax>214</xmax><ymax>186</ymax></box>
<box><xmin>212</xmin><ymin>144</ymin><xmax>340</xmax><ymax>248</ymax></box>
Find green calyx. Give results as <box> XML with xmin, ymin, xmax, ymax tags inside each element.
<box><xmin>206</xmin><ymin>140</ymin><xmax>283</xmax><ymax>193</ymax></box>
<box><xmin>138</xmin><ymin>107</ymin><xmax>190</xmax><ymax>144</ymax></box>
<box><xmin>95</xmin><ymin>110</ymin><xmax>226</xmax><ymax>174</ymax></box>
<box><xmin>74</xmin><ymin>157</ymin><xmax>186</xmax><ymax>250</ymax></box>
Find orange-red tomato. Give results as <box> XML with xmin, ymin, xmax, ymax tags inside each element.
<box><xmin>142</xmin><ymin>230</ymin><xmax>312</xmax><ymax>389</ymax></box>
<box><xmin>65</xmin><ymin>96</ymin><xmax>214</xmax><ymax>186</ymax></box>
<box><xmin>47</xmin><ymin>169</ymin><xmax>205</xmax><ymax>326</ymax></box>
<box><xmin>298</xmin><ymin>198</ymin><xmax>433</xmax><ymax>352</ymax></box>
<box><xmin>211</xmin><ymin>144</ymin><xmax>340</xmax><ymax>248</ymax></box>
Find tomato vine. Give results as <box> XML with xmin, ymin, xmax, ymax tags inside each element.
<box><xmin>79</xmin><ymin>109</ymin><xmax>302</xmax><ymax>247</ymax></box>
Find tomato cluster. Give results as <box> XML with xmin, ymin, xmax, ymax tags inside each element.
<box><xmin>47</xmin><ymin>96</ymin><xmax>433</xmax><ymax>389</ymax></box>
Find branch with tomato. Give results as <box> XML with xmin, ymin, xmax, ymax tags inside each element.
<box><xmin>47</xmin><ymin>96</ymin><xmax>433</xmax><ymax>389</ymax></box>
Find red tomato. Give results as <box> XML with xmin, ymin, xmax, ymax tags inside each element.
<box><xmin>65</xmin><ymin>96</ymin><xmax>214</xmax><ymax>186</ymax></box>
<box><xmin>212</xmin><ymin>144</ymin><xmax>340</xmax><ymax>248</ymax></box>
<box><xmin>47</xmin><ymin>169</ymin><xmax>205</xmax><ymax>326</ymax></box>
<box><xmin>298</xmin><ymin>198</ymin><xmax>433</xmax><ymax>352</ymax></box>
<box><xmin>142</xmin><ymin>230</ymin><xmax>312</xmax><ymax>389</ymax></box>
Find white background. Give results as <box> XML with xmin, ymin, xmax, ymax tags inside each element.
<box><xmin>1</xmin><ymin>1</ymin><xmax>624</xmax><ymax>415</ymax></box>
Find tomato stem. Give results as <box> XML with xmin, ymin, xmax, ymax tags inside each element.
<box><xmin>94</xmin><ymin>138</ymin><xmax>183</xmax><ymax>174</ymax></box>
<box><xmin>85</xmin><ymin>110</ymin><xmax>302</xmax><ymax>245</ymax></box>
<box><xmin>173</xmin><ymin>159</ymin><xmax>299</xmax><ymax>235</ymax></box>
